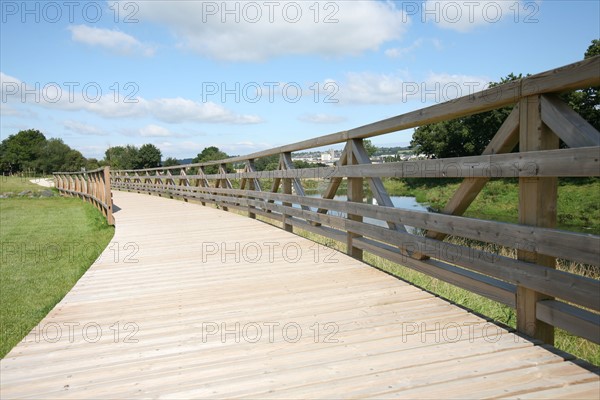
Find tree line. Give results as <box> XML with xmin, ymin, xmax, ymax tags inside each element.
<box><xmin>0</xmin><ymin>129</ymin><xmax>89</xmax><ymax>174</ymax></box>
<box><xmin>0</xmin><ymin>132</ymin><xmax>324</xmax><ymax>175</ymax></box>
<box><xmin>0</xmin><ymin>130</ymin><xmax>165</xmax><ymax>175</ymax></box>
<box><xmin>410</xmin><ymin>40</ymin><xmax>599</xmax><ymax>158</ymax></box>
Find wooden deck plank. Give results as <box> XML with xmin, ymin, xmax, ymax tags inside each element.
<box><xmin>1</xmin><ymin>191</ymin><xmax>598</xmax><ymax>399</ymax></box>
<box><xmin>501</xmin><ymin>380</ymin><xmax>600</xmax><ymax>399</ymax></box>
<box><xmin>370</xmin><ymin>361</ymin><xmax>598</xmax><ymax>399</ymax></box>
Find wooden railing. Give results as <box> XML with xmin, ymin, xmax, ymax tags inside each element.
<box><xmin>112</xmin><ymin>57</ymin><xmax>600</xmax><ymax>345</ymax></box>
<box><xmin>54</xmin><ymin>167</ymin><xmax>114</xmax><ymax>225</ymax></box>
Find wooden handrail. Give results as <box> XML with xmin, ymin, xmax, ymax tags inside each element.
<box><xmin>112</xmin><ymin>57</ymin><xmax>600</xmax><ymax>346</ymax></box>
<box><xmin>53</xmin><ymin>167</ymin><xmax>114</xmax><ymax>225</ymax></box>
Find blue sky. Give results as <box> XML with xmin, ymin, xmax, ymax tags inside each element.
<box><xmin>1</xmin><ymin>0</ymin><xmax>598</xmax><ymax>159</ymax></box>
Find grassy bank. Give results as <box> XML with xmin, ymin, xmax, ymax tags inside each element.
<box><xmin>0</xmin><ymin>195</ymin><xmax>114</xmax><ymax>358</ymax></box>
<box><xmin>0</xmin><ymin>175</ymin><xmax>51</xmax><ymax>194</ymax></box>
<box><xmin>382</xmin><ymin>178</ymin><xmax>600</xmax><ymax>234</ymax></box>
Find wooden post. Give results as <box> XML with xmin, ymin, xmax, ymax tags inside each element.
<box><xmin>95</xmin><ymin>171</ymin><xmax>101</xmax><ymax>215</ymax></box>
<box><xmin>517</xmin><ymin>95</ymin><xmax>558</xmax><ymax>344</ymax></box>
<box><xmin>347</xmin><ymin>140</ymin><xmax>363</xmax><ymax>260</ymax></box>
<box><xmin>104</xmin><ymin>166</ymin><xmax>114</xmax><ymax>225</ymax></box>
<box><xmin>72</xmin><ymin>174</ymin><xmax>77</xmax><ymax>196</ymax></box>
<box><xmin>95</xmin><ymin>172</ymin><xmax>101</xmax><ymax>206</ymax></box>
<box><xmin>246</xmin><ymin>160</ymin><xmax>258</xmax><ymax>219</ymax></box>
<box><xmin>282</xmin><ymin>154</ymin><xmax>293</xmax><ymax>232</ymax></box>
<box><xmin>180</xmin><ymin>169</ymin><xmax>188</xmax><ymax>202</ymax></box>
<box><xmin>134</xmin><ymin>172</ymin><xmax>141</xmax><ymax>193</ymax></box>
<box><xmin>166</xmin><ymin>170</ymin><xmax>174</xmax><ymax>199</ymax></box>
<box><xmin>315</xmin><ymin>145</ymin><xmax>347</xmax><ymax>220</ymax></box>
<box><xmin>219</xmin><ymin>164</ymin><xmax>231</xmax><ymax>211</ymax></box>
<box><xmin>82</xmin><ymin>173</ymin><xmax>87</xmax><ymax>202</ymax></box>
<box><xmin>79</xmin><ymin>175</ymin><xmax>84</xmax><ymax>198</ymax></box>
<box><xmin>198</xmin><ymin>167</ymin><xmax>207</xmax><ymax>206</ymax></box>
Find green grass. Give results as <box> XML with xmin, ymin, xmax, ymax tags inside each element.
<box><xmin>382</xmin><ymin>178</ymin><xmax>600</xmax><ymax>234</ymax></box>
<box><xmin>0</xmin><ymin>176</ymin><xmax>52</xmax><ymax>194</ymax></box>
<box><xmin>0</xmin><ymin>197</ymin><xmax>114</xmax><ymax>358</ymax></box>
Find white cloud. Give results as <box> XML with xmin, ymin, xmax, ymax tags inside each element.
<box><xmin>81</xmin><ymin>97</ymin><xmax>148</xmax><ymax>119</ymax></box>
<box><xmin>0</xmin><ymin>104</ymin><xmax>37</xmax><ymax>118</ymax></box>
<box><xmin>0</xmin><ymin>104</ymin><xmax>19</xmax><ymax>116</ymax></box>
<box><xmin>76</xmin><ymin>144</ymin><xmax>110</xmax><ymax>159</ymax></box>
<box><xmin>431</xmin><ymin>38</ymin><xmax>443</xmax><ymax>50</ymax></box>
<box><xmin>337</xmin><ymin>71</ymin><xmax>411</xmax><ymax>104</ymax></box>
<box><xmin>139</xmin><ymin>124</ymin><xmax>175</xmax><ymax>137</ymax></box>
<box><xmin>127</xmin><ymin>0</ymin><xmax>409</xmax><ymax>61</ymax></box>
<box><xmin>298</xmin><ymin>113</ymin><xmax>347</xmax><ymax>124</ymax></box>
<box><xmin>68</xmin><ymin>25</ymin><xmax>155</xmax><ymax>56</ymax></box>
<box><xmin>384</xmin><ymin>38</ymin><xmax>444</xmax><ymax>58</ymax></box>
<box><xmin>1</xmin><ymin>72</ymin><xmax>23</xmax><ymax>99</ymax></box>
<box><xmin>63</xmin><ymin>120</ymin><xmax>107</xmax><ymax>136</ymax></box>
<box><xmin>159</xmin><ymin>140</ymin><xmax>206</xmax><ymax>155</ymax></box>
<box><xmin>335</xmin><ymin>70</ymin><xmax>489</xmax><ymax>105</ymax></box>
<box><xmin>1</xmin><ymin>72</ymin><xmax>262</xmax><ymax>125</ymax></box>
<box><xmin>385</xmin><ymin>39</ymin><xmax>424</xmax><ymax>58</ymax></box>
<box><xmin>150</xmin><ymin>98</ymin><xmax>263</xmax><ymax>124</ymax></box>
<box><xmin>424</xmin><ymin>1</ymin><xmax>529</xmax><ymax>32</ymax></box>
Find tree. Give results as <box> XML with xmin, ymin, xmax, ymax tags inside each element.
<box><xmin>363</xmin><ymin>139</ymin><xmax>378</xmax><ymax>157</ymax></box>
<box><xmin>104</xmin><ymin>146</ymin><xmax>126</xmax><ymax>169</ymax></box>
<box><xmin>0</xmin><ymin>129</ymin><xmax>46</xmax><ymax>173</ymax></box>
<box><xmin>85</xmin><ymin>158</ymin><xmax>101</xmax><ymax>170</ymax></box>
<box><xmin>36</xmin><ymin>138</ymin><xmax>85</xmax><ymax>173</ymax></box>
<box><xmin>138</xmin><ymin>144</ymin><xmax>162</xmax><ymax>169</ymax></box>
<box><xmin>411</xmin><ymin>40</ymin><xmax>600</xmax><ymax>158</ymax></box>
<box><xmin>410</xmin><ymin>74</ymin><xmax>523</xmax><ymax>158</ymax></box>
<box><xmin>254</xmin><ymin>154</ymin><xmax>279</xmax><ymax>171</ymax></box>
<box><xmin>162</xmin><ymin>157</ymin><xmax>180</xmax><ymax>167</ymax></box>
<box><xmin>565</xmin><ymin>40</ymin><xmax>600</xmax><ymax>131</ymax></box>
<box><xmin>293</xmin><ymin>160</ymin><xmax>325</xmax><ymax>169</ymax></box>
<box><xmin>62</xmin><ymin>149</ymin><xmax>86</xmax><ymax>172</ymax></box>
<box><xmin>193</xmin><ymin>146</ymin><xmax>232</xmax><ymax>174</ymax></box>
<box><xmin>0</xmin><ymin>130</ymin><xmax>91</xmax><ymax>173</ymax></box>
<box><xmin>104</xmin><ymin>145</ymin><xmax>140</xmax><ymax>170</ymax></box>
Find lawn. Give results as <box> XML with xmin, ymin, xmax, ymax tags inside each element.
<box><xmin>0</xmin><ymin>195</ymin><xmax>114</xmax><ymax>358</ymax></box>
<box><xmin>0</xmin><ymin>175</ymin><xmax>52</xmax><ymax>194</ymax></box>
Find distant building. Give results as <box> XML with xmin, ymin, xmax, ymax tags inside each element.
<box><xmin>292</xmin><ymin>149</ymin><xmax>340</xmax><ymax>165</ymax></box>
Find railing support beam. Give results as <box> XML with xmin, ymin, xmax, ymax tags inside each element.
<box><xmin>516</xmin><ymin>95</ymin><xmax>559</xmax><ymax>344</ymax></box>
<box><xmin>282</xmin><ymin>153</ymin><xmax>294</xmax><ymax>232</ymax></box>
<box><xmin>347</xmin><ymin>140</ymin><xmax>363</xmax><ymax>260</ymax></box>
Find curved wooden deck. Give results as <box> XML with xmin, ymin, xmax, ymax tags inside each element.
<box><xmin>1</xmin><ymin>191</ymin><xmax>598</xmax><ymax>399</ymax></box>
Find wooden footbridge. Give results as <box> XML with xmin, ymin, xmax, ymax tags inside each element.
<box><xmin>2</xmin><ymin>58</ymin><xmax>600</xmax><ymax>398</ymax></box>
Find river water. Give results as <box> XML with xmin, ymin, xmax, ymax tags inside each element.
<box><xmin>299</xmin><ymin>194</ymin><xmax>429</xmax><ymax>232</ymax></box>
